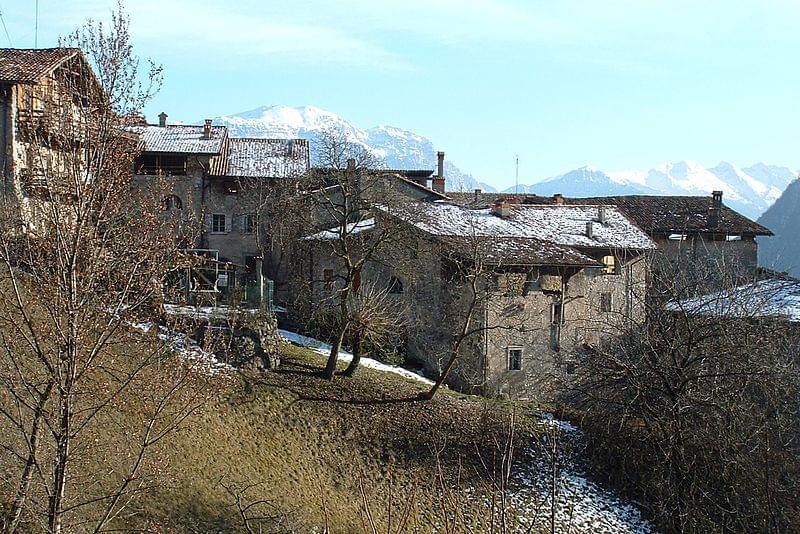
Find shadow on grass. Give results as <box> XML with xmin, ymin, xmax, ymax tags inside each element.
<box><xmin>245</xmin><ymin>357</ymin><xmax>428</xmax><ymax>406</ymax></box>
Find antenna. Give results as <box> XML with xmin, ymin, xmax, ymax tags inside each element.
<box><xmin>515</xmin><ymin>154</ymin><xmax>519</xmax><ymax>195</ymax></box>
<box><xmin>34</xmin><ymin>0</ymin><xmax>39</xmax><ymax>48</ymax></box>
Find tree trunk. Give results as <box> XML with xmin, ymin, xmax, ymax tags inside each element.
<box><xmin>6</xmin><ymin>381</ymin><xmax>54</xmax><ymax>533</ymax></box>
<box><xmin>323</xmin><ymin>325</ymin><xmax>347</xmax><ymax>379</ymax></box>
<box><xmin>341</xmin><ymin>333</ymin><xmax>362</xmax><ymax>377</ymax></box>
<box><xmin>420</xmin><ymin>344</ymin><xmax>460</xmax><ymax>400</ymax></box>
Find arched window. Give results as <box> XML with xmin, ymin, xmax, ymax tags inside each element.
<box><xmin>163</xmin><ymin>194</ymin><xmax>183</xmax><ymax>211</ymax></box>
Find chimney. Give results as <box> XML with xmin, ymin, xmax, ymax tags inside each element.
<box><xmin>586</xmin><ymin>221</ymin><xmax>594</xmax><ymax>239</ymax></box>
<box><xmin>474</xmin><ymin>188</ymin><xmax>482</xmax><ymax>200</ymax></box>
<box><xmin>432</xmin><ymin>151</ymin><xmax>446</xmax><ymax>193</ymax></box>
<box><xmin>346</xmin><ymin>158</ymin><xmax>356</xmax><ymax>172</ymax></box>
<box><xmin>203</xmin><ymin>119</ymin><xmax>212</xmax><ymax>139</ymax></box>
<box><xmin>553</xmin><ymin>193</ymin><xmax>564</xmax><ymax>205</ymax></box>
<box><xmin>158</xmin><ymin>112</ymin><xmax>167</xmax><ymax>127</ymax></box>
<box><xmin>491</xmin><ymin>199</ymin><xmax>512</xmax><ymax>218</ymax></box>
<box><xmin>708</xmin><ymin>191</ymin><xmax>722</xmax><ymax>230</ymax></box>
<box><xmin>598</xmin><ymin>206</ymin><xmax>607</xmax><ymax>225</ymax></box>
<box><xmin>712</xmin><ymin>190</ymin><xmax>723</xmax><ymax>208</ymax></box>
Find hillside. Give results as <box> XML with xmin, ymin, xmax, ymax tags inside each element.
<box><xmin>0</xmin><ymin>323</ymin><xmax>654</xmax><ymax>532</ymax></box>
<box><xmin>757</xmin><ymin>177</ymin><xmax>800</xmax><ymax>277</ymax></box>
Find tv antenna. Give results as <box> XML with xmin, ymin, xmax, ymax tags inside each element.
<box><xmin>0</xmin><ymin>6</ymin><xmax>12</xmax><ymax>46</ymax></box>
<box><xmin>34</xmin><ymin>0</ymin><xmax>39</xmax><ymax>48</ymax></box>
<box><xmin>515</xmin><ymin>154</ymin><xmax>519</xmax><ymax>195</ymax></box>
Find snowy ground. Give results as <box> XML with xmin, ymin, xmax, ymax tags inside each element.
<box><xmin>278</xmin><ymin>329</ymin><xmax>434</xmax><ymax>385</ymax></box>
<box><xmin>507</xmin><ymin>414</ymin><xmax>653</xmax><ymax>533</ymax></box>
<box><xmin>279</xmin><ymin>329</ymin><xmax>653</xmax><ymax>532</ymax></box>
<box><xmin>133</xmin><ymin>322</ymin><xmax>234</xmax><ymax>375</ymax></box>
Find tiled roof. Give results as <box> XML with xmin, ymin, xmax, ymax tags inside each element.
<box><xmin>437</xmin><ymin>235</ymin><xmax>598</xmax><ymax>266</ymax></box>
<box><xmin>667</xmin><ymin>278</ymin><xmax>800</xmax><ymax>322</ymax></box>
<box><xmin>128</xmin><ymin>124</ymin><xmax>228</xmax><ymax>154</ymax></box>
<box><xmin>379</xmin><ymin>201</ymin><xmax>655</xmax><ymax>267</ymax></box>
<box><xmin>389</xmin><ymin>202</ymin><xmax>655</xmax><ymax>250</ymax></box>
<box><xmin>450</xmin><ymin>192</ymin><xmax>772</xmax><ymax>236</ymax></box>
<box><xmin>570</xmin><ymin>196</ymin><xmax>772</xmax><ymax>236</ymax></box>
<box><xmin>210</xmin><ymin>138</ymin><xmax>309</xmax><ymax>178</ymax></box>
<box><xmin>0</xmin><ymin>47</ymin><xmax>80</xmax><ymax>84</ymax></box>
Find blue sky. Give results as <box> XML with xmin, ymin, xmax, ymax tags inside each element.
<box><xmin>4</xmin><ymin>0</ymin><xmax>799</xmax><ymax>189</ymax></box>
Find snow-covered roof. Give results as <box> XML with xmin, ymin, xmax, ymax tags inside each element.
<box><xmin>667</xmin><ymin>278</ymin><xmax>800</xmax><ymax>322</ymax></box>
<box><xmin>128</xmin><ymin>124</ymin><xmax>228</xmax><ymax>154</ymax></box>
<box><xmin>210</xmin><ymin>138</ymin><xmax>309</xmax><ymax>178</ymax></box>
<box><xmin>305</xmin><ymin>218</ymin><xmax>376</xmax><ymax>240</ymax></box>
<box><xmin>388</xmin><ymin>203</ymin><xmax>656</xmax><ymax>251</ymax></box>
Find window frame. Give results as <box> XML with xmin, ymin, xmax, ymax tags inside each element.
<box><xmin>211</xmin><ymin>213</ymin><xmax>227</xmax><ymax>234</ymax></box>
<box><xmin>601</xmin><ymin>254</ymin><xmax>619</xmax><ymax>275</ymax></box>
<box><xmin>600</xmin><ymin>292</ymin><xmax>613</xmax><ymax>313</ymax></box>
<box><xmin>507</xmin><ymin>347</ymin><xmax>523</xmax><ymax>371</ymax></box>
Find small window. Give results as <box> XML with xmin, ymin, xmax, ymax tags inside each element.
<box><xmin>243</xmin><ymin>214</ymin><xmax>256</xmax><ymax>234</ymax></box>
<box><xmin>508</xmin><ymin>347</ymin><xmax>523</xmax><ymax>371</ymax></box>
<box><xmin>388</xmin><ymin>276</ymin><xmax>403</xmax><ymax>294</ymax></box>
<box><xmin>323</xmin><ymin>269</ymin><xmax>334</xmax><ymax>291</ymax></box>
<box><xmin>565</xmin><ymin>361</ymin><xmax>577</xmax><ymax>375</ymax></box>
<box><xmin>352</xmin><ymin>269</ymin><xmax>362</xmax><ymax>292</ymax></box>
<box><xmin>601</xmin><ymin>255</ymin><xmax>618</xmax><ymax>275</ymax></box>
<box><xmin>211</xmin><ymin>214</ymin><xmax>227</xmax><ymax>233</ymax></box>
<box><xmin>551</xmin><ymin>301</ymin><xmax>564</xmax><ymax>325</ymax></box>
<box><xmin>600</xmin><ymin>292</ymin><xmax>613</xmax><ymax>313</ymax></box>
<box><xmin>163</xmin><ymin>194</ymin><xmax>182</xmax><ymax>211</ymax></box>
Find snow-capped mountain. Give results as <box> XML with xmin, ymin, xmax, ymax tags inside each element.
<box><xmin>503</xmin><ymin>166</ymin><xmax>655</xmax><ymax>197</ymax></box>
<box><xmin>506</xmin><ymin>161</ymin><xmax>796</xmax><ymax>220</ymax></box>
<box><xmin>210</xmin><ymin>105</ymin><xmax>495</xmax><ymax>192</ymax></box>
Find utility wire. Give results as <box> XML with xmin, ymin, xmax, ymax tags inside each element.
<box><xmin>0</xmin><ymin>6</ymin><xmax>13</xmax><ymax>47</ymax></box>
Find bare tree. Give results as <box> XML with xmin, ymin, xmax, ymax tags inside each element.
<box><xmin>569</xmin><ymin>262</ymin><xmax>800</xmax><ymax>532</ymax></box>
<box><xmin>0</xmin><ymin>5</ymin><xmax>211</xmax><ymax>532</ymax></box>
<box><xmin>291</xmin><ymin>130</ymin><xmax>417</xmax><ymax>379</ymax></box>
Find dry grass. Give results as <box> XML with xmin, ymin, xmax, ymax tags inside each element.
<box><xmin>138</xmin><ymin>343</ymin><xmax>539</xmax><ymax>532</ymax></box>
<box><xmin>2</xmin><ymin>331</ymin><xmax>539</xmax><ymax>532</ymax></box>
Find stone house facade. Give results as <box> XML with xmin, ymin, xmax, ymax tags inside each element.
<box><xmin>305</xmin><ymin>199</ymin><xmax>655</xmax><ymax>399</ymax></box>
<box><xmin>129</xmin><ymin>116</ymin><xmax>310</xmax><ymax>304</ymax></box>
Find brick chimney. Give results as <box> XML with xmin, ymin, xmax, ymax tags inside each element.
<box><xmin>346</xmin><ymin>158</ymin><xmax>356</xmax><ymax>172</ymax></box>
<box><xmin>553</xmin><ymin>193</ymin><xmax>564</xmax><ymax>205</ymax></box>
<box><xmin>158</xmin><ymin>112</ymin><xmax>167</xmax><ymax>127</ymax></box>
<box><xmin>432</xmin><ymin>151</ymin><xmax>445</xmax><ymax>193</ymax></box>
<box><xmin>586</xmin><ymin>221</ymin><xmax>594</xmax><ymax>238</ymax></box>
<box><xmin>598</xmin><ymin>206</ymin><xmax>607</xmax><ymax>225</ymax></box>
<box><xmin>203</xmin><ymin>119</ymin><xmax>212</xmax><ymax>139</ymax></box>
<box><xmin>491</xmin><ymin>198</ymin><xmax>513</xmax><ymax>218</ymax></box>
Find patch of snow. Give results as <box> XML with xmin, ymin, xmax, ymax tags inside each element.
<box><xmin>505</xmin><ymin>413</ymin><xmax>653</xmax><ymax>533</ymax></box>
<box><xmin>304</xmin><ymin>217</ymin><xmax>376</xmax><ymax>241</ymax></box>
<box><xmin>164</xmin><ymin>303</ymin><xmax>260</xmax><ymax>321</ymax></box>
<box><xmin>134</xmin><ymin>322</ymin><xmax>234</xmax><ymax>375</ymax></box>
<box><xmin>279</xmin><ymin>329</ymin><xmax>434</xmax><ymax>385</ymax></box>
<box><xmin>667</xmin><ymin>278</ymin><xmax>800</xmax><ymax>322</ymax></box>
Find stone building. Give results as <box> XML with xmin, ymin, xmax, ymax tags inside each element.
<box><xmin>451</xmin><ymin>190</ymin><xmax>773</xmax><ymax>296</ymax></box>
<box><xmin>305</xmin><ymin>198</ymin><xmax>656</xmax><ymax>399</ymax></box>
<box><xmin>0</xmin><ymin>48</ymin><xmax>108</xmax><ymax>227</ymax></box>
<box><xmin>129</xmin><ymin>116</ymin><xmax>310</xmax><ymax>304</ymax></box>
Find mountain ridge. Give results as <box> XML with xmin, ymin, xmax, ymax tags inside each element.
<box><xmin>206</xmin><ymin>105</ymin><xmax>796</xmax><ymax>219</ymax></box>
<box><xmin>211</xmin><ymin>104</ymin><xmax>495</xmax><ymax>193</ymax></box>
